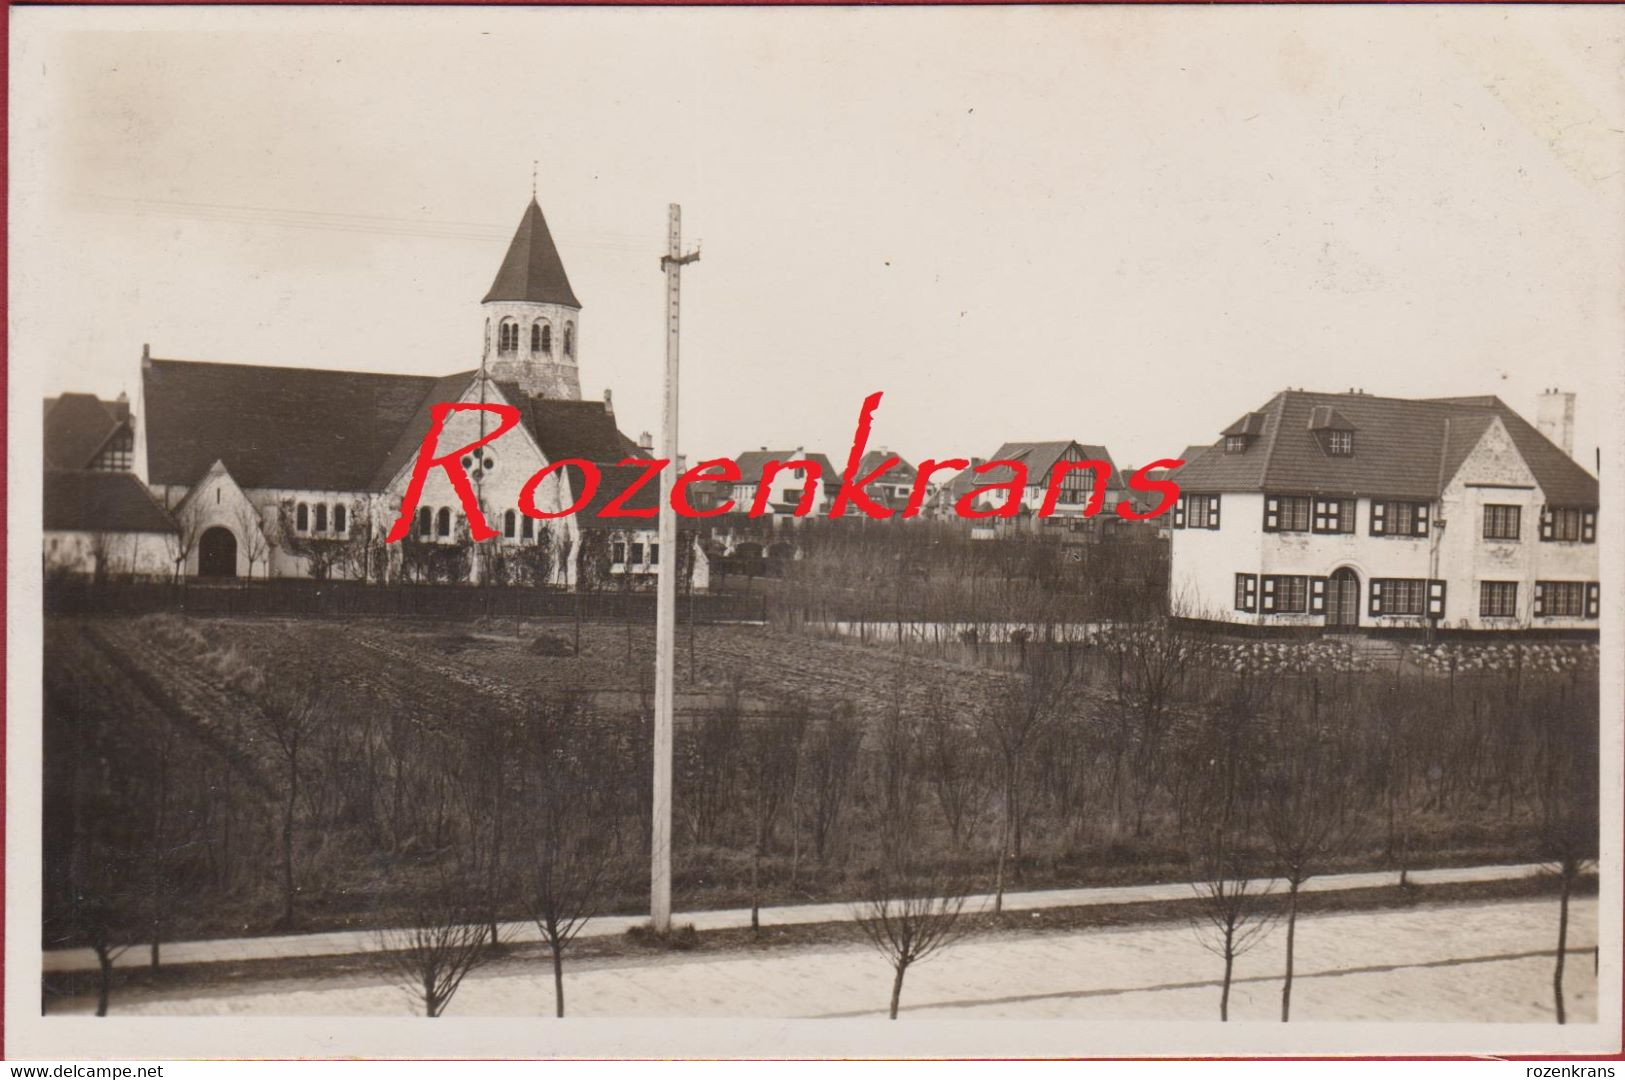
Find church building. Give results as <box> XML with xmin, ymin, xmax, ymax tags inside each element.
<box><xmin>113</xmin><ymin>197</ymin><xmax>702</xmax><ymax>589</ymax></box>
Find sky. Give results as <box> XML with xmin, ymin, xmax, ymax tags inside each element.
<box><xmin>11</xmin><ymin>6</ymin><xmax>1624</xmax><ymax>471</ymax></box>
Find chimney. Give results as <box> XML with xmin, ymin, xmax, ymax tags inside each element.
<box><xmin>1537</xmin><ymin>388</ymin><xmax>1575</xmax><ymax>458</ymax></box>
<box><xmin>603</xmin><ymin>388</ymin><xmax>614</xmax><ymax>415</ymax></box>
<box><xmin>116</xmin><ymin>390</ymin><xmax>128</xmax><ymax>403</ymax></box>
<box><xmin>638</xmin><ymin>431</ymin><xmax>653</xmax><ymax>451</ymax></box>
<box><xmin>141</xmin><ymin>343</ymin><xmax>151</xmax><ymax>368</ymax></box>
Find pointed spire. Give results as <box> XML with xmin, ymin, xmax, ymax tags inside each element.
<box><xmin>483</xmin><ymin>199</ymin><xmax>581</xmax><ymax>307</ymax></box>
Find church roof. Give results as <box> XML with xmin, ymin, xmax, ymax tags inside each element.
<box><xmin>143</xmin><ymin>357</ymin><xmax>456</xmax><ymax>491</ymax></box>
<box><xmin>45</xmin><ymin>470</ymin><xmax>176</xmax><ymax>534</ymax></box>
<box><xmin>482</xmin><ymin>198</ymin><xmax>581</xmax><ymax>308</ymax></box>
<box><xmin>44</xmin><ymin>393</ymin><xmax>131</xmax><ymax>470</ymax></box>
<box><xmin>494</xmin><ymin>384</ymin><xmax>644</xmax><ymax>464</ymax></box>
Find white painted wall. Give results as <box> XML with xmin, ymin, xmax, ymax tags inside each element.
<box><xmin>44</xmin><ymin>530</ymin><xmax>176</xmax><ymax>579</ymax></box>
<box><xmin>1168</xmin><ymin>418</ymin><xmax>1597</xmax><ymax>632</ymax></box>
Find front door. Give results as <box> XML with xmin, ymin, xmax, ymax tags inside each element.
<box><xmin>198</xmin><ymin>526</ymin><xmax>238</xmax><ymax>578</ymax></box>
<box><xmin>1326</xmin><ymin>568</ymin><xmax>1359</xmax><ymax>628</ymax></box>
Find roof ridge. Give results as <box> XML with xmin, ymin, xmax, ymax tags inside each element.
<box><xmin>149</xmin><ymin>356</ymin><xmax>457</xmax><ymax>383</ymax></box>
<box><xmin>1256</xmin><ymin>390</ymin><xmax>1289</xmax><ymax>490</ymax></box>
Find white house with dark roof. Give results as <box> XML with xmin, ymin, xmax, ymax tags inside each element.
<box><xmin>124</xmin><ymin>197</ymin><xmax>703</xmax><ymax>588</ymax></box>
<box><xmin>44</xmin><ymin>470</ymin><xmax>177</xmax><ymax>579</ymax></box>
<box><xmin>1169</xmin><ymin>389</ymin><xmax>1598</xmax><ymax>634</ymax></box>
<box><xmin>729</xmin><ymin>449</ymin><xmax>839</xmax><ymax>519</ymax></box>
<box><xmin>965</xmin><ymin>440</ymin><xmax>1128</xmax><ymax>537</ymax></box>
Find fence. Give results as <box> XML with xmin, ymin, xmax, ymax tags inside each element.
<box><xmin>43</xmin><ymin>579</ymin><xmax>770</xmax><ymax>622</ymax></box>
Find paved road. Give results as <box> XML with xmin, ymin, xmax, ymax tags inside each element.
<box><xmin>41</xmin><ymin>861</ymin><xmax>1552</xmax><ymax>974</ymax></box>
<box><xmin>51</xmin><ymin>895</ymin><xmax>1595</xmax><ymax>1022</ymax></box>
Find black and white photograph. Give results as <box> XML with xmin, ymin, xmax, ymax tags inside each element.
<box><xmin>7</xmin><ymin>3</ymin><xmax>1622</xmax><ymax>1061</ymax></box>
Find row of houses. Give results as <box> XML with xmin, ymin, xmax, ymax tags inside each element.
<box><xmin>712</xmin><ymin>441</ymin><xmax>1135</xmax><ymax>539</ymax></box>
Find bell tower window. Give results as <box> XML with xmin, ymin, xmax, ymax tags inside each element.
<box><xmin>498</xmin><ymin>319</ymin><xmax>519</xmax><ymax>355</ymax></box>
<box><xmin>563</xmin><ymin>323</ymin><xmax>574</xmax><ymax>358</ymax></box>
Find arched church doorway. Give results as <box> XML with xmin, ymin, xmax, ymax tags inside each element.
<box><xmin>198</xmin><ymin>527</ymin><xmax>238</xmax><ymax>578</ymax></box>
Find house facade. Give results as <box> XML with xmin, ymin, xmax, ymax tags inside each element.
<box><xmin>730</xmin><ymin>449</ymin><xmax>838</xmax><ymax>519</ymax></box>
<box><xmin>121</xmin><ymin>196</ymin><xmax>704</xmax><ymax>589</ymax></box>
<box><xmin>963</xmin><ymin>441</ymin><xmax>1128</xmax><ymax>538</ymax></box>
<box><xmin>1169</xmin><ymin>390</ymin><xmax>1598</xmax><ymax>634</ymax></box>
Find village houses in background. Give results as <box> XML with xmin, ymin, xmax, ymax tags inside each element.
<box><xmin>43</xmin><ymin>193</ymin><xmax>1599</xmax><ymax>638</ymax></box>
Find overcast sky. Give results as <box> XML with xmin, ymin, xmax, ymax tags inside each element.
<box><xmin>11</xmin><ymin>6</ymin><xmax>1624</xmax><ymax>470</ymax></box>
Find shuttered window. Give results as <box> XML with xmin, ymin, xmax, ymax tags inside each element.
<box><xmin>1541</xmin><ymin>506</ymin><xmax>1596</xmax><ymax>543</ymax></box>
<box><xmin>1264</xmin><ymin>495</ymin><xmax>1311</xmax><ymax>532</ymax></box>
<box><xmin>1234</xmin><ymin>573</ymin><xmax>1258</xmax><ymax>613</ymax></box>
<box><xmin>1371</xmin><ymin>500</ymin><xmax>1428</xmax><ymax>537</ymax></box>
<box><xmin>1312</xmin><ymin>497</ymin><xmax>1354</xmax><ymax>534</ymax></box>
<box><xmin>1535</xmin><ymin>581</ymin><xmax>1586</xmax><ymax>618</ymax></box>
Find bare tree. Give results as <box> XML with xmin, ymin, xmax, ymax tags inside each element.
<box><xmin>251</xmin><ymin>669</ymin><xmax>327</xmax><ymax>928</ymax></box>
<box><xmin>802</xmin><ymin>704</ymin><xmax>864</xmax><ymax>864</ymax></box>
<box><xmin>377</xmin><ymin>865</ymin><xmax>497</xmax><ymax>1017</ymax></box>
<box><xmin>923</xmin><ymin>702</ymin><xmax>989</xmax><ymax>851</ymax></box>
<box><xmin>738</xmin><ymin>709</ymin><xmax>808</xmax><ymax>929</ymax></box>
<box><xmin>1261</xmin><ymin>707</ymin><xmax>1361</xmax><ymax>1022</ymax></box>
<box><xmin>852</xmin><ymin>789</ymin><xmax>972</xmax><ymax>1019</ymax></box>
<box><xmin>521</xmin><ymin>699</ymin><xmax>627</xmax><ymax>1017</ymax></box>
<box><xmin>233</xmin><ymin>499</ymin><xmax>271</xmax><ymax>579</ymax></box>
<box><xmin>972</xmin><ymin>652</ymin><xmax>1066</xmax><ymax>911</ymax></box>
<box><xmin>1536</xmin><ymin>680</ymin><xmax>1599</xmax><ymax>1025</ymax></box>
<box><xmin>1188</xmin><ymin>819</ymin><xmax>1276</xmax><ymax>1021</ymax></box>
<box><xmin>169</xmin><ymin>500</ymin><xmax>206</xmax><ymax>583</ymax></box>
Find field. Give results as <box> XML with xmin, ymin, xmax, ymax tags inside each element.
<box><xmin>43</xmin><ymin>609</ymin><xmax>1596</xmax><ymax>960</ymax></box>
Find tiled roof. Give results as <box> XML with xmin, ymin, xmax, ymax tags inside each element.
<box><xmin>369</xmin><ymin>372</ymin><xmax>486</xmax><ymax>490</ymax></box>
<box><xmin>44</xmin><ymin>394</ymin><xmax>130</xmax><ymax>470</ymax></box>
<box><xmin>856</xmin><ymin>450</ymin><xmax>917</xmax><ymax>484</ymax></box>
<box><xmin>142</xmin><ymin>359</ymin><xmax>651</xmax><ymax>499</ymax></box>
<box><xmin>1176</xmin><ymin>390</ymin><xmax>1598</xmax><ymax>504</ymax></box>
<box><xmin>984</xmin><ymin>441</ymin><xmax>1126</xmax><ymax>491</ymax></box>
<box><xmin>561</xmin><ymin>462</ymin><xmax>661</xmax><ymax>527</ymax></box>
<box><xmin>496</xmin><ymin>386</ymin><xmax>644</xmax><ymax>464</ymax></box>
<box><xmin>482</xmin><ymin>198</ymin><xmax>581</xmax><ymax>308</ymax></box>
<box><xmin>45</xmin><ymin>471</ymin><xmax>176</xmax><ymax>533</ymax></box>
<box><xmin>144</xmin><ymin>358</ymin><xmax>452</xmax><ymax>491</ymax></box>
<box><xmin>735</xmin><ymin>450</ymin><xmax>839</xmax><ymax>484</ymax></box>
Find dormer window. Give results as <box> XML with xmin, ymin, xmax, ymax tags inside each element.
<box><xmin>1308</xmin><ymin>405</ymin><xmax>1357</xmax><ymax>457</ymax></box>
<box><xmin>1220</xmin><ymin>411</ymin><xmax>1266</xmax><ymax>452</ymax></box>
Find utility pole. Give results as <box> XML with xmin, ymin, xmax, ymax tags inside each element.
<box><xmin>652</xmin><ymin>203</ymin><xmax>699</xmax><ymax>933</ymax></box>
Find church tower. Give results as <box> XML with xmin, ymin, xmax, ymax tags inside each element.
<box><xmin>482</xmin><ymin>198</ymin><xmax>582</xmax><ymax>399</ymax></box>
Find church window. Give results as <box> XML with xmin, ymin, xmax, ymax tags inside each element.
<box><xmin>504</xmin><ymin>510</ymin><xmax>516</xmax><ymax>539</ymax></box>
<box><xmin>315</xmin><ymin>504</ymin><xmax>328</xmax><ymax>533</ymax></box>
<box><xmin>522</xmin><ymin>516</ymin><xmax>535</xmax><ymax>540</ymax></box>
<box><xmin>296</xmin><ymin>503</ymin><xmax>309</xmax><ymax>532</ymax></box>
<box><xmin>436</xmin><ymin>507</ymin><xmax>452</xmax><ymax>538</ymax></box>
<box><xmin>563</xmin><ymin>323</ymin><xmax>574</xmax><ymax>358</ymax></box>
<box><xmin>334</xmin><ymin>505</ymin><xmax>347</xmax><ymax>534</ymax></box>
<box><xmin>417</xmin><ymin>506</ymin><xmax>433</xmax><ymax>538</ymax></box>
